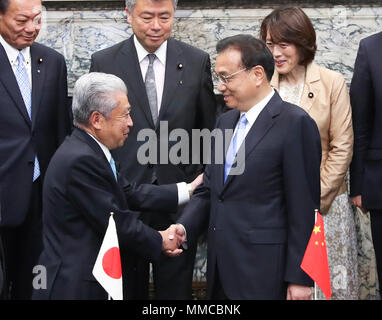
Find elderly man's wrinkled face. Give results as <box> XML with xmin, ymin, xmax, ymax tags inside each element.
<box><xmin>99</xmin><ymin>92</ymin><xmax>133</xmax><ymax>150</ymax></box>
<box><xmin>0</xmin><ymin>0</ymin><xmax>42</xmax><ymax>50</ymax></box>
<box><xmin>126</xmin><ymin>0</ymin><xmax>174</xmax><ymax>53</ymax></box>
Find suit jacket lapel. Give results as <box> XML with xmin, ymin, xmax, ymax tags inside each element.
<box><xmin>120</xmin><ymin>36</ymin><xmax>155</xmax><ymax>128</ymax></box>
<box><xmin>158</xmin><ymin>38</ymin><xmax>183</xmax><ymax>123</ymax></box>
<box><xmin>0</xmin><ymin>43</ymin><xmax>31</xmax><ymax>126</ymax></box>
<box><xmin>300</xmin><ymin>63</ymin><xmax>320</xmax><ymax>114</ymax></box>
<box><xmin>30</xmin><ymin>44</ymin><xmax>46</xmax><ymax>129</ymax></box>
<box><xmin>222</xmin><ymin>92</ymin><xmax>282</xmax><ymax>191</ymax></box>
<box><xmin>270</xmin><ymin>63</ymin><xmax>320</xmax><ymax>114</ymax></box>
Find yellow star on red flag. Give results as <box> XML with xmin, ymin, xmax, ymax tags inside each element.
<box><xmin>313</xmin><ymin>225</ymin><xmax>321</xmax><ymax>235</ymax></box>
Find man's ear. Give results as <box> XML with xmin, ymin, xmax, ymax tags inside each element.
<box><xmin>89</xmin><ymin>111</ymin><xmax>103</xmax><ymax>130</ymax></box>
<box><xmin>251</xmin><ymin>65</ymin><xmax>266</xmax><ymax>86</ymax></box>
<box><xmin>125</xmin><ymin>8</ymin><xmax>132</xmax><ymax>24</ymax></box>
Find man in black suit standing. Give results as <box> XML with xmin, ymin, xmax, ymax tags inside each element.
<box><xmin>90</xmin><ymin>0</ymin><xmax>216</xmax><ymax>299</ymax></box>
<box><xmin>33</xmin><ymin>72</ymin><xmax>198</xmax><ymax>300</ymax></box>
<box><xmin>175</xmin><ymin>35</ymin><xmax>322</xmax><ymax>299</ymax></box>
<box><xmin>350</xmin><ymin>31</ymin><xmax>382</xmax><ymax>292</ymax></box>
<box><xmin>0</xmin><ymin>0</ymin><xmax>71</xmax><ymax>299</ymax></box>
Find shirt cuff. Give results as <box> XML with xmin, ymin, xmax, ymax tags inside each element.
<box><xmin>176</xmin><ymin>182</ymin><xmax>190</xmax><ymax>206</ymax></box>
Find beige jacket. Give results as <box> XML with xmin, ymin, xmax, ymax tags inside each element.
<box><xmin>271</xmin><ymin>62</ymin><xmax>353</xmax><ymax>213</ymax></box>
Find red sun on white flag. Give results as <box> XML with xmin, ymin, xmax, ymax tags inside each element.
<box><xmin>102</xmin><ymin>247</ymin><xmax>122</xmax><ymax>279</ymax></box>
<box><xmin>92</xmin><ymin>213</ymin><xmax>123</xmax><ymax>300</ymax></box>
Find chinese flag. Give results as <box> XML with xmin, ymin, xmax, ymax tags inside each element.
<box><xmin>300</xmin><ymin>211</ymin><xmax>332</xmax><ymax>300</ymax></box>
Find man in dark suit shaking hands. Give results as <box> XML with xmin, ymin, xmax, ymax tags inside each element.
<box><xmin>90</xmin><ymin>0</ymin><xmax>217</xmax><ymax>299</ymax></box>
<box><xmin>176</xmin><ymin>35</ymin><xmax>322</xmax><ymax>299</ymax></box>
<box><xmin>33</xmin><ymin>72</ymin><xmax>200</xmax><ymax>300</ymax></box>
<box><xmin>0</xmin><ymin>0</ymin><xmax>71</xmax><ymax>299</ymax></box>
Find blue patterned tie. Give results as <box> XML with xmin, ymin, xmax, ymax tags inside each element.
<box><xmin>110</xmin><ymin>157</ymin><xmax>118</xmax><ymax>181</ymax></box>
<box><xmin>16</xmin><ymin>52</ymin><xmax>32</xmax><ymax>118</ymax></box>
<box><xmin>15</xmin><ymin>52</ymin><xmax>40</xmax><ymax>181</ymax></box>
<box><xmin>224</xmin><ymin>114</ymin><xmax>248</xmax><ymax>183</ymax></box>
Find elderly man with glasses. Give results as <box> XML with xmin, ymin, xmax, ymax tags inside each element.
<box><xmin>173</xmin><ymin>35</ymin><xmax>322</xmax><ymax>300</ymax></box>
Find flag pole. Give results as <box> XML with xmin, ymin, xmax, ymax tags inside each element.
<box><xmin>108</xmin><ymin>212</ymin><xmax>114</xmax><ymax>301</ymax></box>
<box><xmin>314</xmin><ymin>209</ymin><xmax>318</xmax><ymax>301</ymax></box>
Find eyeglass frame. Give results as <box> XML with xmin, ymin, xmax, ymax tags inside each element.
<box><xmin>215</xmin><ymin>67</ymin><xmax>249</xmax><ymax>84</ymax></box>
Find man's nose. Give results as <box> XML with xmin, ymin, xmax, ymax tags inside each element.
<box><xmin>127</xmin><ymin>114</ymin><xmax>133</xmax><ymax>128</ymax></box>
<box><xmin>217</xmin><ymin>81</ymin><xmax>226</xmax><ymax>92</ymax></box>
<box><xmin>150</xmin><ymin>17</ymin><xmax>161</xmax><ymax>30</ymax></box>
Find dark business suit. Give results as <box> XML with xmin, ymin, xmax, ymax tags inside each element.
<box><xmin>0</xmin><ymin>232</ymin><xmax>4</xmax><ymax>299</ymax></box>
<box><xmin>178</xmin><ymin>92</ymin><xmax>321</xmax><ymax>299</ymax></box>
<box><xmin>350</xmin><ymin>31</ymin><xmax>382</xmax><ymax>291</ymax></box>
<box><xmin>33</xmin><ymin>128</ymin><xmax>178</xmax><ymax>300</ymax></box>
<box><xmin>90</xmin><ymin>35</ymin><xmax>217</xmax><ymax>298</ymax></box>
<box><xmin>0</xmin><ymin>42</ymin><xmax>71</xmax><ymax>298</ymax></box>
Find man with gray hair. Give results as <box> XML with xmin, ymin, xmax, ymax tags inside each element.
<box><xmin>33</xmin><ymin>72</ymin><xmax>199</xmax><ymax>299</ymax></box>
<box><xmin>90</xmin><ymin>0</ymin><xmax>216</xmax><ymax>299</ymax></box>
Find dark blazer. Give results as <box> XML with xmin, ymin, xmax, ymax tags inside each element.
<box><xmin>0</xmin><ymin>42</ymin><xmax>72</xmax><ymax>227</ymax></box>
<box><xmin>350</xmin><ymin>31</ymin><xmax>382</xmax><ymax>210</ymax></box>
<box><xmin>33</xmin><ymin>128</ymin><xmax>178</xmax><ymax>300</ymax></box>
<box><xmin>178</xmin><ymin>92</ymin><xmax>321</xmax><ymax>299</ymax></box>
<box><xmin>90</xmin><ymin>36</ymin><xmax>216</xmax><ymax>192</ymax></box>
<box><xmin>0</xmin><ymin>232</ymin><xmax>4</xmax><ymax>299</ymax></box>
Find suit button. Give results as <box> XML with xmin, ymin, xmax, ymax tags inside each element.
<box><xmin>218</xmin><ymin>196</ymin><xmax>224</xmax><ymax>202</ymax></box>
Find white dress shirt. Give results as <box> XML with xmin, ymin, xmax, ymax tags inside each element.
<box><xmin>0</xmin><ymin>35</ymin><xmax>32</xmax><ymax>86</ymax></box>
<box><xmin>86</xmin><ymin>132</ymin><xmax>190</xmax><ymax>205</ymax></box>
<box><xmin>232</xmin><ymin>88</ymin><xmax>275</xmax><ymax>139</ymax></box>
<box><xmin>134</xmin><ymin>35</ymin><xmax>167</xmax><ymax>114</ymax></box>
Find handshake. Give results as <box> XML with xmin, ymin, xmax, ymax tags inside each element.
<box><xmin>159</xmin><ymin>224</ymin><xmax>187</xmax><ymax>257</ymax></box>
<box><xmin>157</xmin><ymin>173</ymin><xmax>203</xmax><ymax>257</ymax></box>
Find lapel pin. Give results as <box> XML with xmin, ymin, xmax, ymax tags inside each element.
<box><xmin>308</xmin><ymin>92</ymin><xmax>314</xmax><ymax>98</ymax></box>
<box><xmin>178</xmin><ymin>63</ymin><xmax>183</xmax><ymax>69</ymax></box>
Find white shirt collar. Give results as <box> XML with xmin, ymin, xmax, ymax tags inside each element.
<box><xmin>0</xmin><ymin>34</ymin><xmax>31</xmax><ymax>67</ymax></box>
<box><xmin>242</xmin><ymin>88</ymin><xmax>275</xmax><ymax>127</ymax></box>
<box><xmin>86</xmin><ymin>132</ymin><xmax>112</xmax><ymax>163</ymax></box>
<box><xmin>134</xmin><ymin>35</ymin><xmax>167</xmax><ymax>66</ymax></box>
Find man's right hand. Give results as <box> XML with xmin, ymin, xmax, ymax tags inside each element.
<box><xmin>159</xmin><ymin>224</ymin><xmax>186</xmax><ymax>257</ymax></box>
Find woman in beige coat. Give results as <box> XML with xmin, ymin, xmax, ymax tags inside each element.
<box><xmin>260</xmin><ymin>7</ymin><xmax>358</xmax><ymax>299</ymax></box>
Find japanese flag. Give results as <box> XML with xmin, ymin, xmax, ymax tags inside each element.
<box><xmin>92</xmin><ymin>213</ymin><xmax>123</xmax><ymax>300</ymax></box>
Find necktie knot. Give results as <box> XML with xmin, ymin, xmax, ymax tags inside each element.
<box><xmin>147</xmin><ymin>53</ymin><xmax>156</xmax><ymax>65</ymax></box>
<box><xmin>17</xmin><ymin>52</ymin><xmax>26</xmax><ymax>65</ymax></box>
<box><xmin>238</xmin><ymin>114</ymin><xmax>248</xmax><ymax>129</ymax></box>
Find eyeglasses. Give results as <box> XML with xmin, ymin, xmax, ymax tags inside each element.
<box><xmin>215</xmin><ymin>68</ymin><xmax>248</xmax><ymax>84</ymax></box>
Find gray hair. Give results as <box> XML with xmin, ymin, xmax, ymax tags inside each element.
<box><xmin>125</xmin><ymin>0</ymin><xmax>177</xmax><ymax>12</ymax></box>
<box><xmin>72</xmin><ymin>72</ymin><xmax>127</xmax><ymax>127</ymax></box>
